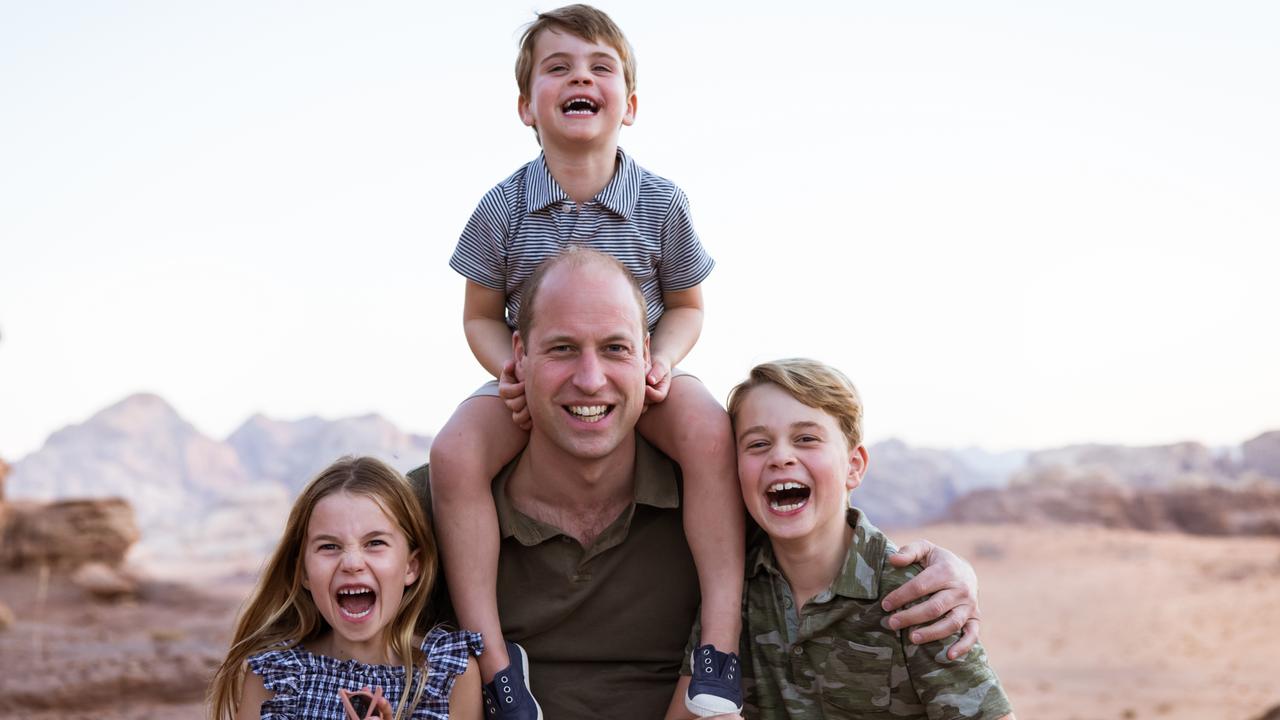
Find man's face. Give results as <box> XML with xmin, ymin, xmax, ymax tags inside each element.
<box><xmin>515</xmin><ymin>261</ymin><xmax>649</xmax><ymax>461</ymax></box>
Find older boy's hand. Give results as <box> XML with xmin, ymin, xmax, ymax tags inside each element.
<box><xmin>498</xmin><ymin>359</ymin><xmax>531</xmax><ymax>430</ymax></box>
<box><xmin>645</xmin><ymin>356</ymin><xmax>672</xmax><ymax>406</ymax></box>
<box><xmin>881</xmin><ymin>539</ymin><xmax>981</xmax><ymax>659</ymax></box>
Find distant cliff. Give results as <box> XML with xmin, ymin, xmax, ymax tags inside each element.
<box><xmin>6</xmin><ymin>394</ymin><xmax>432</xmax><ymax>567</ymax></box>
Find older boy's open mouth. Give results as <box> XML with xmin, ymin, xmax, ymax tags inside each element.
<box><xmin>566</xmin><ymin>404</ymin><xmax>611</xmax><ymax>423</ymax></box>
<box><xmin>562</xmin><ymin>97</ymin><xmax>599</xmax><ymax>115</ymax></box>
<box><xmin>336</xmin><ymin>585</ymin><xmax>376</xmax><ymax>620</ymax></box>
<box><xmin>766</xmin><ymin>482</ymin><xmax>811</xmax><ymax>512</ymax></box>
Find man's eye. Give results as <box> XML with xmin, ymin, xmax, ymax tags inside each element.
<box><xmin>605</xmin><ymin>344</ymin><xmax>628</xmax><ymax>353</ymax></box>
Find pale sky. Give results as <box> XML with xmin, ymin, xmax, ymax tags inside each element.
<box><xmin>2</xmin><ymin>1</ymin><xmax>1278</xmax><ymax>461</ymax></box>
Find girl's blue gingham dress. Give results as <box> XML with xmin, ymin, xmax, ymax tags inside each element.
<box><xmin>248</xmin><ymin>626</ymin><xmax>483</xmax><ymax>719</ymax></box>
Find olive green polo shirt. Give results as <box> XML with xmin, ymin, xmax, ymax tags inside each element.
<box><xmin>409</xmin><ymin>436</ymin><xmax>700</xmax><ymax>719</ymax></box>
<box><xmin>737</xmin><ymin>508</ymin><xmax>1013</xmax><ymax>719</ymax></box>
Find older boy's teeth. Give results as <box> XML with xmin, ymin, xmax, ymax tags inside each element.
<box><xmin>767</xmin><ymin>482</ymin><xmax>806</xmax><ymax>493</ymax></box>
<box><xmin>568</xmin><ymin>405</ymin><xmax>608</xmax><ymax>422</ymax></box>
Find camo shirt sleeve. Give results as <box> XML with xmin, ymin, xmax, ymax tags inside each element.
<box><xmin>740</xmin><ymin>509</ymin><xmax>1014</xmax><ymax>719</ymax></box>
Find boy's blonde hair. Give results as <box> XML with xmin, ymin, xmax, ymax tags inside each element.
<box><xmin>727</xmin><ymin>359</ymin><xmax>865</xmax><ymax>449</ymax></box>
<box><xmin>208</xmin><ymin>456</ymin><xmax>439</xmax><ymax>720</ymax></box>
<box><xmin>515</xmin><ymin>4</ymin><xmax>637</xmax><ymax>99</ymax></box>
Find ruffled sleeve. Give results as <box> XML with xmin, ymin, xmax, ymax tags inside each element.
<box><xmin>248</xmin><ymin>647</ymin><xmax>305</xmax><ymax>719</ymax></box>
<box><xmin>420</xmin><ymin>626</ymin><xmax>484</xmax><ymax>701</ymax></box>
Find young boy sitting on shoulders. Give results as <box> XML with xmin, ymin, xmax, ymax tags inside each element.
<box><xmin>429</xmin><ymin>5</ymin><xmax>744</xmax><ymax>718</ymax></box>
<box><xmin>674</xmin><ymin>359</ymin><xmax>1014</xmax><ymax>719</ymax></box>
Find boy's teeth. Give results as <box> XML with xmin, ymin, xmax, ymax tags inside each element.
<box><xmin>769</xmin><ymin>499</ymin><xmax>807</xmax><ymax>512</ymax></box>
<box><xmin>767</xmin><ymin>482</ymin><xmax>806</xmax><ymax>492</ymax></box>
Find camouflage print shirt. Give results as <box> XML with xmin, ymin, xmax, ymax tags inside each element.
<box><xmin>738</xmin><ymin>508</ymin><xmax>1013</xmax><ymax>719</ymax></box>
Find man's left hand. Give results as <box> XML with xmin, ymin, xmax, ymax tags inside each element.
<box><xmin>881</xmin><ymin>539</ymin><xmax>981</xmax><ymax>659</ymax></box>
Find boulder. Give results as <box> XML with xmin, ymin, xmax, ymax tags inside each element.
<box><xmin>0</xmin><ymin>498</ymin><xmax>140</xmax><ymax>569</ymax></box>
<box><xmin>71</xmin><ymin>561</ymin><xmax>138</xmax><ymax>600</ymax></box>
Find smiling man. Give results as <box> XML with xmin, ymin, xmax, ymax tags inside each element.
<box><xmin>411</xmin><ymin>248</ymin><xmax>983</xmax><ymax>719</ymax></box>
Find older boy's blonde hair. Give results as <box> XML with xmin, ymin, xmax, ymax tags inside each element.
<box><xmin>727</xmin><ymin>359</ymin><xmax>865</xmax><ymax>449</ymax></box>
<box><xmin>515</xmin><ymin>4</ymin><xmax>637</xmax><ymax>99</ymax></box>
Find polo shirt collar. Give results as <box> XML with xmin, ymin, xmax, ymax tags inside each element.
<box><xmin>492</xmin><ymin>435</ymin><xmax>679</xmax><ymax>546</ymax></box>
<box><xmin>523</xmin><ymin>148</ymin><xmax>641</xmax><ymax>219</ymax></box>
<box><xmin>747</xmin><ymin>508</ymin><xmax>884</xmax><ymax>601</ymax></box>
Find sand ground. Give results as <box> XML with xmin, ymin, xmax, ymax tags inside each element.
<box><xmin>2</xmin><ymin>523</ymin><xmax>1278</xmax><ymax>719</ymax></box>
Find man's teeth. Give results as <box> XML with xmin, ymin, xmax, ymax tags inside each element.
<box><xmin>569</xmin><ymin>405</ymin><xmax>608</xmax><ymax>421</ymax></box>
<box><xmin>568</xmin><ymin>405</ymin><xmax>608</xmax><ymax>422</ymax></box>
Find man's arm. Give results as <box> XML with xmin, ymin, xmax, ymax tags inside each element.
<box><xmin>881</xmin><ymin>539</ymin><xmax>982</xmax><ymax>659</ymax></box>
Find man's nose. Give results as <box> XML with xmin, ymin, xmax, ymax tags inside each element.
<box><xmin>572</xmin><ymin>351</ymin><xmax>607</xmax><ymax>394</ymax></box>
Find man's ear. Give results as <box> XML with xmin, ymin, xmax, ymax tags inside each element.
<box><xmin>643</xmin><ymin>332</ymin><xmax>651</xmax><ymax>372</ymax></box>
<box><xmin>846</xmin><ymin>445</ymin><xmax>869</xmax><ymax>492</ymax></box>
<box><xmin>513</xmin><ymin>330</ymin><xmax>527</xmax><ymax>363</ymax></box>
<box><xmin>404</xmin><ymin>550</ymin><xmax>421</xmax><ymax>587</ymax></box>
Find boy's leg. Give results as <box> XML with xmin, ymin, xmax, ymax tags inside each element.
<box><xmin>636</xmin><ymin>375</ymin><xmax>745</xmax><ymax>656</ymax></box>
<box><xmin>429</xmin><ymin>393</ymin><xmax>529</xmax><ymax>683</ymax></box>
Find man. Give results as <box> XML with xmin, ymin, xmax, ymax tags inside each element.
<box><xmin>411</xmin><ymin>248</ymin><xmax>981</xmax><ymax>719</ymax></box>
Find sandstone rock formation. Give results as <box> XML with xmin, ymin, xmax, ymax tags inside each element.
<box><xmin>1242</xmin><ymin>430</ymin><xmax>1280</xmax><ymax>481</ymax></box>
<box><xmin>947</xmin><ymin>482</ymin><xmax>1280</xmax><ymax>536</ymax></box>
<box><xmin>1</xmin><ymin>498</ymin><xmax>139</xmax><ymax>569</ymax></box>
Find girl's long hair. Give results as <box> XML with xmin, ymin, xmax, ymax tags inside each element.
<box><xmin>208</xmin><ymin>456</ymin><xmax>439</xmax><ymax>720</ymax></box>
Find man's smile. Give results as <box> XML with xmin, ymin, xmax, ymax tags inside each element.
<box><xmin>566</xmin><ymin>404</ymin><xmax>612</xmax><ymax>422</ymax></box>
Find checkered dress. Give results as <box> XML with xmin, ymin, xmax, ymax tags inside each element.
<box><xmin>248</xmin><ymin>625</ymin><xmax>482</xmax><ymax>719</ymax></box>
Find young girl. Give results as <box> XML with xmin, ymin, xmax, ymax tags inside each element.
<box><xmin>209</xmin><ymin>456</ymin><xmax>483</xmax><ymax>720</ymax></box>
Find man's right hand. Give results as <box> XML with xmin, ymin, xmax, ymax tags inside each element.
<box><xmin>498</xmin><ymin>359</ymin><xmax>531</xmax><ymax>430</ymax></box>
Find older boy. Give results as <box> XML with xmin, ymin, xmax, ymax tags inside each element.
<box><xmin>674</xmin><ymin>359</ymin><xmax>1015</xmax><ymax>719</ymax></box>
<box><xmin>429</xmin><ymin>6</ymin><xmax>744</xmax><ymax>718</ymax></box>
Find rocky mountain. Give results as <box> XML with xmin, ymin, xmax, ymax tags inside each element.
<box><xmin>854</xmin><ymin>439</ymin><xmax>1010</xmax><ymax>527</ymax></box>
<box><xmin>6</xmin><ymin>394</ymin><xmax>433</xmax><ymax>569</ymax></box>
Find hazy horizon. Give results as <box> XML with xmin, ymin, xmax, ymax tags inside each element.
<box><xmin>3</xmin><ymin>1</ymin><xmax>1278</xmax><ymax>459</ymax></box>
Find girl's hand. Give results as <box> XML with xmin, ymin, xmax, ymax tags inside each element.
<box><xmin>370</xmin><ymin>693</ymin><xmax>394</xmax><ymax>719</ymax></box>
<box><xmin>499</xmin><ymin>359</ymin><xmax>530</xmax><ymax>430</ymax></box>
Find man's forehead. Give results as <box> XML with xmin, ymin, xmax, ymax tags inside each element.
<box><xmin>527</xmin><ymin>261</ymin><xmax>645</xmax><ymax>339</ymax></box>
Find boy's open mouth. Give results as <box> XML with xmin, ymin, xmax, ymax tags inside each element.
<box><xmin>336</xmin><ymin>585</ymin><xmax>377</xmax><ymax>620</ymax></box>
<box><xmin>562</xmin><ymin>97</ymin><xmax>599</xmax><ymax>115</ymax></box>
<box><xmin>766</xmin><ymin>481</ymin><xmax>811</xmax><ymax>512</ymax></box>
<box><xmin>566</xmin><ymin>404</ymin><xmax>611</xmax><ymax>423</ymax></box>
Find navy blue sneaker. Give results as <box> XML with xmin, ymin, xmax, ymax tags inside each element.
<box><xmin>482</xmin><ymin>641</ymin><xmax>543</xmax><ymax>719</ymax></box>
<box><xmin>685</xmin><ymin>644</ymin><xmax>743</xmax><ymax>717</ymax></box>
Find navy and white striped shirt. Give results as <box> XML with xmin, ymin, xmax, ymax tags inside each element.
<box><xmin>450</xmin><ymin>148</ymin><xmax>714</xmax><ymax>331</ymax></box>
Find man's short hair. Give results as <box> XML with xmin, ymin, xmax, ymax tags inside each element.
<box><xmin>517</xmin><ymin>246</ymin><xmax>649</xmax><ymax>341</ymax></box>
<box><xmin>727</xmin><ymin>359</ymin><xmax>865</xmax><ymax>449</ymax></box>
<box><xmin>515</xmin><ymin>4</ymin><xmax>637</xmax><ymax>100</ymax></box>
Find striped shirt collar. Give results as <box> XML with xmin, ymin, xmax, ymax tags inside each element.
<box><xmin>524</xmin><ymin>147</ymin><xmax>641</xmax><ymax>219</ymax></box>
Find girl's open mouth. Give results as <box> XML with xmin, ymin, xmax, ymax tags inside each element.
<box><xmin>336</xmin><ymin>585</ymin><xmax>377</xmax><ymax>620</ymax></box>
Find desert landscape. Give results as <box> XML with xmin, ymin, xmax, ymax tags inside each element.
<box><xmin>2</xmin><ymin>397</ymin><xmax>1279</xmax><ymax>719</ymax></box>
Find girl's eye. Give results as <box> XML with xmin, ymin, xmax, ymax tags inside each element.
<box><xmin>593</xmin><ymin>64</ymin><xmax>613</xmax><ymax>73</ymax></box>
<box><xmin>318</xmin><ymin>543</ymin><xmax>340</xmax><ymax>552</ymax></box>
<box><xmin>367</xmin><ymin>539</ymin><xmax>387</xmax><ymax>547</ymax></box>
